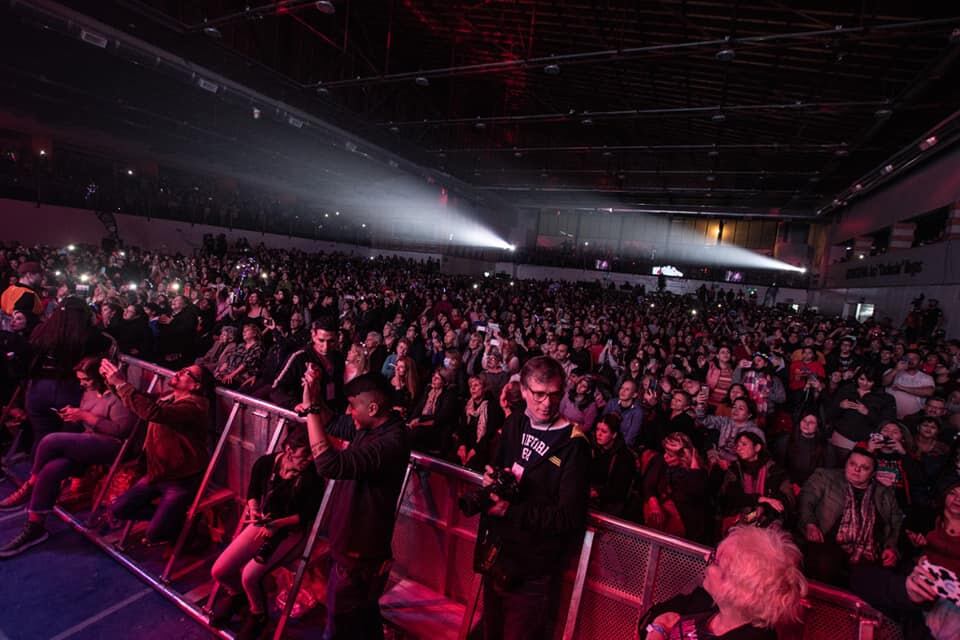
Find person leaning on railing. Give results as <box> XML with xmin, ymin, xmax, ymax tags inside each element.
<box><xmin>208</xmin><ymin>428</ymin><xmax>323</xmax><ymax>639</ymax></box>
<box><xmin>637</xmin><ymin>527</ymin><xmax>807</xmax><ymax>640</ymax></box>
<box><xmin>98</xmin><ymin>359</ymin><xmax>212</xmax><ymax>545</ymax></box>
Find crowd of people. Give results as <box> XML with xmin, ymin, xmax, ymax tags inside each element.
<box><xmin>0</xmin><ymin>237</ymin><xmax>958</xmax><ymax>639</ymax></box>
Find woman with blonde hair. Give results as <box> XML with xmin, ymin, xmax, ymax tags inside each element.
<box><xmin>389</xmin><ymin>356</ymin><xmax>418</xmax><ymax>417</ymax></box>
<box><xmin>639</xmin><ymin>526</ymin><xmax>807</xmax><ymax>639</ymax></box>
<box><xmin>343</xmin><ymin>342</ymin><xmax>369</xmax><ymax>384</ymax></box>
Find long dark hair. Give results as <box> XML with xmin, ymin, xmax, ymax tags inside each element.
<box><xmin>30</xmin><ymin>298</ymin><xmax>95</xmax><ymax>366</ymax></box>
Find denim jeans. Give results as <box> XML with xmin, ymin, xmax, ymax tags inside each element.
<box><xmin>111</xmin><ymin>474</ymin><xmax>200</xmax><ymax>543</ymax></box>
<box><xmin>29</xmin><ymin>432</ymin><xmax>121</xmax><ymax>513</ymax></box>
<box><xmin>323</xmin><ymin>558</ymin><xmax>392</xmax><ymax>640</ymax></box>
<box><xmin>482</xmin><ymin>573</ymin><xmax>560</xmax><ymax>640</ymax></box>
<box><xmin>25</xmin><ymin>378</ymin><xmax>83</xmax><ymax>454</ymax></box>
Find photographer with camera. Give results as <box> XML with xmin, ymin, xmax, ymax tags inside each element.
<box><xmin>470</xmin><ymin>356</ymin><xmax>591</xmax><ymax>640</ymax></box>
<box><xmin>208</xmin><ymin>428</ymin><xmax>322</xmax><ymax>638</ymax></box>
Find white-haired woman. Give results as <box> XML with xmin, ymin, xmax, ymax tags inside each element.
<box><xmin>638</xmin><ymin>527</ymin><xmax>807</xmax><ymax>640</ymax></box>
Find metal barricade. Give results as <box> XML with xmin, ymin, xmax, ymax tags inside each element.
<box><xmin>58</xmin><ymin>355</ymin><xmax>899</xmax><ymax>640</ymax></box>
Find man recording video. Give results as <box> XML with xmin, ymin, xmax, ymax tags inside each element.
<box><xmin>473</xmin><ymin>356</ymin><xmax>591</xmax><ymax>640</ymax></box>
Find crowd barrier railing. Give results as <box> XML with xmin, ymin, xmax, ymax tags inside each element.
<box><xmin>42</xmin><ymin>356</ymin><xmax>904</xmax><ymax>640</ymax></box>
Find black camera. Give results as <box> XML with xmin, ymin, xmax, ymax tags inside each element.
<box><xmin>458</xmin><ymin>469</ymin><xmax>521</xmax><ymax>517</ymax></box>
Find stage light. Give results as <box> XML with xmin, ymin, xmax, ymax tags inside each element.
<box><xmin>800</xmin><ymin>267</ymin><xmax>808</xmax><ymax>273</ymax></box>
<box><xmin>483</xmin><ymin>271</ymin><xmax>491</xmax><ymax>277</ymax></box>
<box><xmin>361</xmin><ymin>223</ymin><xmax>367</xmax><ymax>228</ymax></box>
<box><xmin>324</xmin><ymin>213</ymin><xmax>330</xmax><ymax>218</ymax></box>
<box><xmin>335</xmin><ymin>211</ymin><xmax>340</xmax><ymax>215</ymax></box>
<box><xmin>39</xmin><ymin>149</ymin><xmax>47</xmax><ymax>156</ymax></box>
<box><xmin>126</xmin><ymin>169</ymin><xmax>134</xmax><ymax>176</ymax></box>
<box><xmin>66</xmin><ymin>244</ymin><xmax>75</xmax><ymax>251</ymax></box>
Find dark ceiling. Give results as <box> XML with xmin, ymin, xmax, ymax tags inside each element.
<box><xmin>8</xmin><ymin>0</ymin><xmax>960</xmax><ymax>220</ymax></box>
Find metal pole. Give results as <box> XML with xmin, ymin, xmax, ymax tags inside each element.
<box><xmin>161</xmin><ymin>400</ymin><xmax>241</xmax><ymax>582</ymax></box>
<box><xmin>272</xmin><ymin>479</ymin><xmax>337</xmax><ymax>640</ymax></box>
<box><xmin>561</xmin><ymin>528</ymin><xmax>595</xmax><ymax>640</ymax></box>
<box><xmin>87</xmin><ymin>375</ymin><xmax>159</xmax><ymax>526</ymax></box>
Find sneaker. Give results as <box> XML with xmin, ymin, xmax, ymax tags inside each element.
<box><xmin>209</xmin><ymin>592</ymin><xmax>246</xmax><ymax>628</ymax></box>
<box><xmin>236</xmin><ymin>612</ymin><xmax>268</xmax><ymax>640</ymax></box>
<box><xmin>0</xmin><ymin>521</ymin><xmax>48</xmax><ymax>558</ymax></box>
<box><xmin>0</xmin><ymin>482</ymin><xmax>32</xmax><ymax>512</ymax></box>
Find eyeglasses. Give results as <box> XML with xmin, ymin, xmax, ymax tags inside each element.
<box><xmin>525</xmin><ymin>388</ymin><xmax>564</xmax><ymax>403</ymax></box>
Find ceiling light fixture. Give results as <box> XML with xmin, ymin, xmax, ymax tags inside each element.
<box><xmin>874</xmin><ymin>107</ymin><xmax>893</xmax><ymax>119</ymax></box>
<box><xmin>715</xmin><ymin>48</ymin><xmax>736</xmax><ymax>62</ymax></box>
<box><xmin>581</xmin><ymin>117</ymin><xmax>594</xmax><ymax>126</ymax></box>
<box><xmin>919</xmin><ymin>135</ymin><xmax>938</xmax><ymax>151</ymax></box>
<box><xmin>882</xmin><ymin>163</ymin><xmax>894</xmax><ymax>175</ymax></box>
<box><xmin>315</xmin><ymin>1</ymin><xmax>336</xmax><ymax>14</ymax></box>
<box><xmin>711</xmin><ymin>113</ymin><xmax>727</xmax><ymax>123</ymax></box>
<box><xmin>543</xmin><ymin>63</ymin><xmax>561</xmax><ymax>75</ymax></box>
<box><xmin>414</xmin><ymin>76</ymin><xmax>430</xmax><ymax>87</ymax></box>
<box><xmin>202</xmin><ymin>26</ymin><xmax>222</xmax><ymax>39</ymax></box>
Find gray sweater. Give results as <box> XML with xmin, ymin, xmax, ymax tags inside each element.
<box><xmin>78</xmin><ymin>389</ymin><xmax>136</xmax><ymax>439</ymax></box>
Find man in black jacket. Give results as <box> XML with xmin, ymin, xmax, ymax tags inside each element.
<box><xmin>480</xmin><ymin>356</ymin><xmax>591</xmax><ymax>640</ymax></box>
<box><xmin>301</xmin><ymin>369</ymin><xmax>410</xmax><ymax>640</ymax></box>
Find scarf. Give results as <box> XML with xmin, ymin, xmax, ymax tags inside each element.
<box><xmin>423</xmin><ymin>386</ymin><xmax>442</xmax><ymax>416</ymax></box>
<box><xmin>836</xmin><ymin>482</ymin><xmax>878</xmax><ymax>564</ymax></box>
<box><xmin>465</xmin><ymin>398</ymin><xmax>489</xmax><ymax>442</ymax></box>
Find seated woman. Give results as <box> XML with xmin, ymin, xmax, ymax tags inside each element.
<box><xmin>0</xmin><ymin>357</ymin><xmax>136</xmax><ymax>556</ymax></box>
<box><xmin>638</xmin><ymin>527</ymin><xmax>807</xmax><ymax>640</ymax></box>
<box><xmin>900</xmin><ymin>480</ymin><xmax>960</xmax><ymax>640</ymax></box>
<box><xmin>589</xmin><ymin>413</ymin><xmax>636</xmax><ymax>517</ymax></box>
<box><xmin>560</xmin><ymin>376</ymin><xmax>599</xmax><ymax>432</ymax></box>
<box><xmin>407</xmin><ymin>368</ymin><xmax>461</xmax><ymax>454</ymax></box>
<box><xmin>797</xmin><ymin>445</ymin><xmax>902</xmax><ymax>586</ymax></box>
<box><xmin>783</xmin><ymin>412</ymin><xmax>827</xmax><ymax>492</ymax></box>
<box><xmin>215</xmin><ymin>323</ymin><xmax>264</xmax><ymax>389</ymax></box>
<box><xmin>716</xmin><ymin>432</ymin><xmax>794</xmax><ymax>536</ymax></box>
<box><xmin>197</xmin><ymin>325</ymin><xmax>238</xmax><ymax>373</ymax></box>
<box><xmin>388</xmin><ymin>356</ymin><xmax>418</xmax><ymax>418</ymax></box>
<box><xmin>452</xmin><ymin>375</ymin><xmax>498</xmax><ymax>471</ymax></box>
<box><xmin>694</xmin><ymin>395</ymin><xmax>765</xmax><ymax>469</ymax></box>
<box><xmin>636</xmin><ymin>432</ymin><xmax>709</xmax><ymax>542</ymax></box>
<box><xmin>209</xmin><ymin>429</ymin><xmax>322</xmax><ymax>639</ymax></box>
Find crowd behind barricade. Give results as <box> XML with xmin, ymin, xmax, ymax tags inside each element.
<box><xmin>0</xmin><ymin>238</ymin><xmax>958</xmax><ymax>639</ymax></box>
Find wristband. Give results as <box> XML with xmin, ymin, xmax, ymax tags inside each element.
<box><xmin>645</xmin><ymin>622</ymin><xmax>668</xmax><ymax>637</ymax></box>
<box><xmin>296</xmin><ymin>404</ymin><xmax>326</xmax><ymax>417</ymax></box>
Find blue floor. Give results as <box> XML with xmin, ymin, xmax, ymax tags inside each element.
<box><xmin>0</xmin><ymin>481</ymin><xmax>214</xmax><ymax>640</ymax></box>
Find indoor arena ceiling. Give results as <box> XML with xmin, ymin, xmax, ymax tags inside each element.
<box><xmin>8</xmin><ymin>1</ymin><xmax>960</xmax><ymax>219</ymax></box>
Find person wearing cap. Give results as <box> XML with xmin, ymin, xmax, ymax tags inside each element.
<box><xmin>797</xmin><ymin>444</ymin><xmax>903</xmax><ymax>586</ymax></box>
<box><xmin>1</xmin><ymin>260</ymin><xmax>44</xmax><ymax>330</ymax></box>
